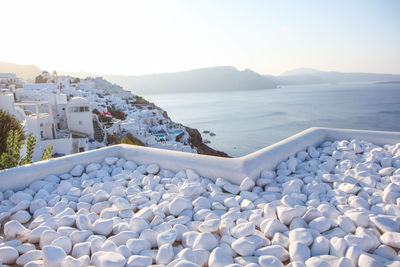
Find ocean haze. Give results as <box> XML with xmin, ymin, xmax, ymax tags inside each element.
<box><xmin>101</xmin><ymin>67</ymin><xmax>400</xmax><ymax>94</ymax></box>
<box><xmin>3</xmin><ymin>60</ymin><xmax>400</xmax><ymax>92</ymax></box>
<box><xmin>103</xmin><ymin>66</ymin><xmax>277</xmax><ymax>94</ymax></box>
<box><xmin>143</xmin><ymin>82</ymin><xmax>400</xmax><ymax>157</ymax></box>
<box><xmin>266</xmin><ymin>68</ymin><xmax>400</xmax><ymax>86</ymax></box>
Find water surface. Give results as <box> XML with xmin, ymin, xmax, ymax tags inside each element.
<box><xmin>143</xmin><ymin>82</ymin><xmax>400</xmax><ymax>157</ymax></box>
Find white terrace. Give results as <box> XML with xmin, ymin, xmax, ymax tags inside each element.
<box><xmin>2</xmin><ymin>127</ymin><xmax>400</xmax><ymax>192</ymax></box>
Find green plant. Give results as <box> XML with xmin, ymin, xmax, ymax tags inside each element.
<box><xmin>107</xmin><ymin>107</ymin><xmax>126</xmax><ymax>120</ymax></box>
<box><xmin>35</xmin><ymin>75</ymin><xmax>47</xmax><ymax>84</ymax></box>
<box><xmin>19</xmin><ymin>134</ymin><xmax>36</xmax><ymax>165</ymax></box>
<box><xmin>0</xmin><ymin>129</ymin><xmax>54</xmax><ymax>170</ymax></box>
<box><xmin>0</xmin><ymin>109</ymin><xmax>25</xmax><ymax>155</ymax></box>
<box><xmin>71</xmin><ymin>77</ymin><xmax>80</xmax><ymax>84</ymax></box>
<box><xmin>0</xmin><ymin>129</ymin><xmax>24</xmax><ymax>169</ymax></box>
<box><xmin>120</xmin><ymin>134</ymin><xmax>145</xmax><ymax>146</ymax></box>
<box><xmin>41</xmin><ymin>145</ymin><xmax>54</xmax><ymax>161</ymax></box>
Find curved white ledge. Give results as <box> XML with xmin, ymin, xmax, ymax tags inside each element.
<box><xmin>1</xmin><ymin>127</ymin><xmax>400</xmax><ymax>191</ymax></box>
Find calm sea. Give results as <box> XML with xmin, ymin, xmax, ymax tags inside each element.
<box><xmin>143</xmin><ymin>82</ymin><xmax>400</xmax><ymax>157</ymax></box>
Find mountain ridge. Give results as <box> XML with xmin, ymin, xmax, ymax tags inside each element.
<box><xmin>103</xmin><ymin>66</ymin><xmax>277</xmax><ymax>94</ymax></box>
<box><xmin>0</xmin><ymin>61</ymin><xmax>42</xmax><ymax>82</ymax></box>
<box><xmin>267</xmin><ymin>68</ymin><xmax>400</xmax><ymax>85</ymax></box>
<box><xmin>2</xmin><ymin>60</ymin><xmax>400</xmax><ymax>92</ymax></box>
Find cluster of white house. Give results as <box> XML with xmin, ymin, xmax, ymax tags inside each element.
<box><xmin>0</xmin><ymin>72</ymin><xmax>195</xmax><ymax>162</ymax></box>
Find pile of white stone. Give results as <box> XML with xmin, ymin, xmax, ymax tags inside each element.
<box><xmin>0</xmin><ymin>139</ymin><xmax>400</xmax><ymax>267</ymax></box>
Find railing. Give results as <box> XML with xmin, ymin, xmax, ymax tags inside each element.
<box><xmin>0</xmin><ymin>127</ymin><xmax>400</xmax><ymax>191</ymax></box>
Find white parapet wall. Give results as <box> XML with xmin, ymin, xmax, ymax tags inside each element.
<box><xmin>1</xmin><ymin>127</ymin><xmax>400</xmax><ymax>191</ymax></box>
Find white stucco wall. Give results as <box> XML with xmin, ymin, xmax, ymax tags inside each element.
<box><xmin>66</xmin><ymin>98</ymin><xmax>94</xmax><ymax>138</ymax></box>
<box><xmin>0</xmin><ymin>93</ymin><xmax>15</xmax><ymax>114</ymax></box>
<box><xmin>33</xmin><ymin>138</ymin><xmax>73</xmax><ymax>162</ymax></box>
<box><xmin>1</xmin><ymin>127</ymin><xmax>400</xmax><ymax>191</ymax></box>
<box><xmin>23</xmin><ymin>83</ymin><xmax>56</xmax><ymax>91</ymax></box>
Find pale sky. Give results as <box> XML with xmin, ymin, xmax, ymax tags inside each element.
<box><xmin>1</xmin><ymin>0</ymin><xmax>400</xmax><ymax>75</ymax></box>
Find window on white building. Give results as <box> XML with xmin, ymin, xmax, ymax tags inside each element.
<box><xmin>68</xmin><ymin>106</ymin><xmax>89</xmax><ymax>112</ymax></box>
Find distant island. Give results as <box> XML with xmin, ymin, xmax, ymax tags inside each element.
<box><xmin>103</xmin><ymin>66</ymin><xmax>277</xmax><ymax>94</ymax></box>
<box><xmin>2</xmin><ymin>61</ymin><xmax>400</xmax><ymax>95</ymax></box>
<box><xmin>375</xmin><ymin>81</ymin><xmax>400</xmax><ymax>84</ymax></box>
<box><xmin>265</xmin><ymin>67</ymin><xmax>400</xmax><ymax>86</ymax></box>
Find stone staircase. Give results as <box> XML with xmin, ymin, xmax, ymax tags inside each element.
<box><xmin>93</xmin><ymin>119</ymin><xmax>105</xmax><ymax>143</ymax></box>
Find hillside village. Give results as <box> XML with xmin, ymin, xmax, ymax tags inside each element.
<box><xmin>0</xmin><ymin>71</ymin><xmax>225</xmax><ymax>162</ymax></box>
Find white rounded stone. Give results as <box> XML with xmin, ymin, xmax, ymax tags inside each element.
<box><xmin>156</xmin><ymin>243</ymin><xmax>174</xmax><ymax>264</ymax></box>
<box><xmin>92</xmin><ymin>251</ymin><xmax>127</xmax><ymax>267</ymax></box>
<box><xmin>130</xmin><ymin>217</ymin><xmax>149</xmax><ymax>233</ymax></box>
<box><xmin>232</xmin><ymin>237</ymin><xmax>256</xmax><ymax>256</ymax></box>
<box><xmin>72</xmin><ymin>242</ymin><xmax>90</xmax><ymax>258</ymax></box>
<box><xmin>147</xmin><ymin>163</ymin><xmax>160</xmax><ymax>174</ymax></box>
<box><xmin>289</xmin><ymin>228</ymin><xmax>313</xmax><ymax>246</ymax></box>
<box><xmin>309</xmin><ymin>217</ymin><xmax>331</xmax><ymax>233</ymax></box>
<box><xmin>10</xmin><ymin>210</ymin><xmax>31</xmax><ymax>223</ymax></box>
<box><xmin>169</xmin><ymin>197</ymin><xmax>191</xmax><ymax>216</ymax></box>
<box><xmin>0</xmin><ymin>246</ymin><xmax>19</xmax><ymax>264</ymax></box>
<box><xmin>199</xmin><ymin>219</ymin><xmax>220</xmax><ymax>233</ymax></box>
<box><xmin>240</xmin><ymin>177</ymin><xmax>255</xmax><ymax>191</ymax></box>
<box><xmin>126</xmin><ymin>239</ymin><xmax>152</xmax><ymax>254</ymax></box>
<box><xmin>358</xmin><ymin>253</ymin><xmax>380</xmax><ymax>267</ymax></box>
<box><xmin>311</xmin><ymin>236</ymin><xmax>329</xmax><ymax>256</ymax></box>
<box><xmin>231</xmin><ymin>221</ymin><xmax>255</xmax><ymax>238</ymax></box>
<box><xmin>71</xmin><ymin>164</ymin><xmax>84</xmax><ymax>176</ymax></box>
<box><xmin>380</xmin><ymin>232</ymin><xmax>400</xmax><ymax>248</ymax></box>
<box><xmin>51</xmin><ymin>236</ymin><xmax>72</xmax><ymax>254</ymax></box>
<box><xmin>16</xmin><ymin>250</ymin><xmax>42</xmax><ymax>266</ymax></box>
<box><xmin>90</xmin><ymin>218</ymin><xmax>114</xmax><ymax>236</ymax></box>
<box><xmin>157</xmin><ymin>229</ymin><xmax>177</xmax><ymax>247</ymax></box>
<box><xmin>105</xmin><ymin>157</ymin><xmax>119</xmax><ymax>165</ymax></box>
<box><xmin>263</xmin><ymin>219</ymin><xmax>288</xmax><ymax>238</ymax></box>
<box><xmin>127</xmin><ymin>255</ymin><xmax>152</xmax><ymax>267</ymax></box>
<box><xmin>209</xmin><ymin>247</ymin><xmax>233</xmax><ymax>267</ymax></box>
<box><xmin>330</xmin><ymin>237</ymin><xmax>347</xmax><ymax>257</ymax></box>
<box><xmin>254</xmin><ymin>245</ymin><xmax>289</xmax><ymax>262</ymax></box>
<box><xmin>259</xmin><ymin>255</ymin><xmax>284</xmax><ymax>267</ymax></box>
<box><xmin>192</xmin><ymin>232</ymin><xmax>218</xmax><ymax>251</ymax></box>
<box><xmin>42</xmin><ymin>245</ymin><xmax>67</xmax><ymax>267</ymax></box>
<box><xmin>16</xmin><ymin>243</ymin><xmax>36</xmax><ymax>254</ymax></box>
<box><xmin>289</xmin><ymin>241</ymin><xmax>310</xmax><ymax>262</ymax></box>
<box><xmin>4</xmin><ymin>220</ymin><xmax>29</xmax><ymax>240</ymax></box>
<box><xmin>370</xmin><ymin>216</ymin><xmax>399</xmax><ymax>233</ymax></box>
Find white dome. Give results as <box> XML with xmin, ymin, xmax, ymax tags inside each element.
<box><xmin>69</xmin><ymin>97</ymin><xmax>89</xmax><ymax>104</ymax></box>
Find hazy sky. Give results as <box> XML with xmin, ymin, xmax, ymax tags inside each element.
<box><xmin>2</xmin><ymin>0</ymin><xmax>400</xmax><ymax>75</ymax></box>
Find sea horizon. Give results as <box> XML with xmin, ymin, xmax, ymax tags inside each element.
<box><xmin>143</xmin><ymin>81</ymin><xmax>400</xmax><ymax>157</ymax></box>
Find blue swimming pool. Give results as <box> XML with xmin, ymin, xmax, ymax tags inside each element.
<box><xmin>169</xmin><ymin>130</ymin><xmax>184</xmax><ymax>135</ymax></box>
<box><xmin>154</xmin><ymin>133</ymin><xmax>165</xmax><ymax>138</ymax></box>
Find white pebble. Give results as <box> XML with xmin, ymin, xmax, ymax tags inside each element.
<box><xmin>90</xmin><ymin>218</ymin><xmax>114</xmax><ymax>236</ymax></box>
<box><xmin>380</xmin><ymin>232</ymin><xmax>400</xmax><ymax>248</ymax></box>
<box><xmin>70</xmin><ymin>164</ymin><xmax>84</xmax><ymax>176</ymax></box>
<box><xmin>92</xmin><ymin>251</ymin><xmax>127</xmax><ymax>267</ymax></box>
<box><xmin>232</xmin><ymin>237</ymin><xmax>255</xmax><ymax>256</ymax></box>
<box><xmin>289</xmin><ymin>241</ymin><xmax>310</xmax><ymax>262</ymax></box>
<box><xmin>156</xmin><ymin>243</ymin><xmax>174</xmax><ymax>264</ymax></box>
<box><xmin>127</xmin><ymin>255</ymin><xmax>152</xmax><ymax>267</ymax></box>
<box><xmin>289</xmin><ymin>228</ymin><xmax>313</xmax><ymax>246</ymax></box>
<box><xmin>16</xmin><ymin>250</ymin><xmax>42</xmax><ymax>266</ymax></box>
<box><xmin>240</xmin><ymin>177</ymin><xmax>255</xmax><ymax>191</ymax></box>
<box><xmin>192</xmin><ymin>232</ymin><xmax>218</xmax><ymax>251</ymax></box>
<box><xmin>0</xmin><ymin>246</ymin><xmax>19</xmax><ymax>264</ymax></box>
<box><xmin>209</xmin><ymin>247</ymin><xmax>233</xmax><ymax>267</ymax></box>
<box><xmin>259</xmin><ymin>255</ymin><xmax>284</xmax><ymax>267</ymax></box>
<box><xmin>42</xmin><ymin>245</ymin><xmax>67</xmax><ymax>267</ymax></box>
